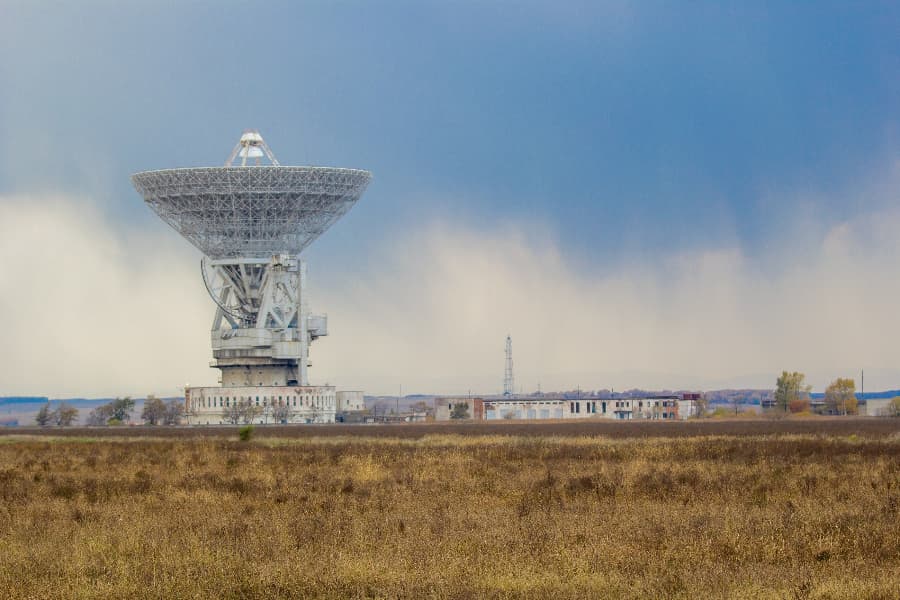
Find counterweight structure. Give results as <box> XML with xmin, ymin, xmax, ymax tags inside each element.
<box><xmin>132</xmin><ymin>130</ymin><xmax>371</xmax><ymax>423</ymax></box>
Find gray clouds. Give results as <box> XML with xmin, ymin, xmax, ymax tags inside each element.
<box><xmin>3</xmin><ymin>162</ymin><xmax>898</xmax><ymax>397</ymax></box>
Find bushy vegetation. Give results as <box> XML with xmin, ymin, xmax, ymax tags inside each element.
<box><xmin>449</xmin><ymin>402</ymin><xmax>470</xmax><ymax>419</ymax></box>
<box><xmin>86</xmin><ymin>397</ymin><xmax>135</xmax><ymax>426</ymax></box>
<box><xmin>33</xmin><ymin>402</ymin><xmax>78</xmax><ymax>427</ymax></box>
<box><xmin>0</xmin><ymin>427</ymin><xmax>897</xmax><ymax>598</ymax></box>
<box><xmin>238</xmin><ymin>424</ymin><xmax>255</xmax><ymax>442</ymax></box>
<box><xmin>140</xmin><ymin>396</ymin><xmax>183</xmax><ymax>426</ymax></box>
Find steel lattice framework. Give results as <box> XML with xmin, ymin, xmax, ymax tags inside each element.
<box><xmin>131</xmin><ymin>166</ymin><xmax>371</xmax><ymax>259</ymax></box>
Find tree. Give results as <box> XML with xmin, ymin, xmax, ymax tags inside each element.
<box><xmin>141</xmin><ymin>395</ymin><xmax>167</xmax><ymax>425</ymax></box>
<box><xmin>35</xmin><ymin>403</ymin><xmax>53</xmax><ymax>426</ymax></box>
<box><xmin>224</xmin><ymin>399</ymin><xmax>261</xmax><ymax>425</ymax></box>
<box><xmin>824</xmin><ymin>378</ymin><xmax>857</xmax><ymax>415</ymax></box>
<box><xmin>690</xmin><ymin>394</ymin><xmax>709</xmax><ymax>418</ymax></box>
<box><xmin>110</xmin><ymin>397</ymin><xmax>135</xmax><ymax>423</ymax></box>
<box><xmin>224</xmin><ymin>401</ymin><xmax>244</xmax><ymax>425</ymax></box>
<box><xmin>86</xmin><ymin>403</ymin><xmax>114</xmax><ymax>426</ymax></box>
<box><xmin>271</xmin><ymin>401</ymin><xmax>292</xmax><ymax>424</ymax></box>
<box><xmin>775</xmin><ymin>372</ymin><xmax>811</xmax><ymax>413</ymax></box>
<box><xmin>85</xmin><ymin>398</ymin><xmax>134</xmax><ymax>426</ymax></box>
<box><xmin>54</xmin><ymin>402</ymin><xmax>79</xmax><ymax>426</ymax></box>
<box><xmin>450</xmin><ymin>402</ymin><xmax>470</xmax><ymax>419</ymax></box>
<box><xmin>163</xmin><ymin>400</ymin><xmax>184</xmax><ymax>425</ymax></box>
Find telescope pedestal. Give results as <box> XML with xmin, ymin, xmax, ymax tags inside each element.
<box><xmin>205</xmin><ymin>254</ymin><xmax>327</xmax><ymax>388</ymax></box>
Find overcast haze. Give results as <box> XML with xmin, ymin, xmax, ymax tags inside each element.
<box><xmin>1</xmin><ymin>2</ymin><xmax>898</xmax><ymax>397</ymax></box>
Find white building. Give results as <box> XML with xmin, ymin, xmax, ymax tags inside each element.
<box><xmin>435</xmin><ymin>396</ymin><xmax>682</xmax><ymax>421</ymax></box>
<box><xmin>185</xmin><ymin>385</ymin><xmax>336</xmax><ymax>424</ymax></box>
<box><xmin>337</xmin><ymin>390</ymin><xmax>365</xmax><ymax>412</ymax></box>
<box><xmin>865</xmin><ymin>397</ymin><xmax>897</xmax><ymax>417</ymax></box>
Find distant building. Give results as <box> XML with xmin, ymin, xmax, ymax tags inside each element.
<box><xmin>336</xmin><ymin>391</ymin><xmax>365</xmax><ymax>412</ymax></box>
<box><xmin>434</xmin><ymin>395</ymin><xmax>685</xmax><ymax>421</ymax></box>
<box><xmin>677</xmin><ymin>393</ymin><xmax>703</xmax><ymax>420</ymax></box>
<box><xmin>865</xmin><ymin>398</ymin><xmax>896</xmax><ymax>417</ymax></box>
<box><xmin>185</xmin><ymin>385</ymin><xmax>336</xmax><ymax>424</ymax></box>
<box><xmin>434</xmin><ymin>398</ymin><xmax>484</xmax><ymax>421</ymax></box>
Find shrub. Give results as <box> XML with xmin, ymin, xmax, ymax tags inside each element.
<box><xmin>789</xmin><ymin>398</ymin><xmax>810</xmax><ymax>413</ymax></box>
<box><xmin>449</xmin><ymin>403</ymin><xmax>470</xmax><ymax>419</ymax></box>
<box><xmin>238</xmin><ymin>425</ymin><xmax>255</xmax><ymax>442</ymax></box>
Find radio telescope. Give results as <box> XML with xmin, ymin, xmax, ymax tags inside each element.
<box><xmin>132</xmin><ymin>130</ymin><xmax>371</xmax><ymax>423</ymax></box>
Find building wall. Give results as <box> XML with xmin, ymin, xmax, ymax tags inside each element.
<box><xmin>337</xmin><ymin>390</ymin><xmax>365</xmax><ymax>412</ymax></box>
<box><xmin>434</xmin><ymin>398</ymin><xmax>484</xmax><ymax>420</ymax></box>
<box><xmin>186</xmin><ymin>385</ymin><xmax>336</xmax><ymax>424</ymax></box>
<box><xmin>865</xmin><ymin>398</ymin><xmax>895</xmax><ymax>417</ymax></box>
<box><xmin>219</xmin><ymin>365</ymin><xmax>296</xmax><ymax>387</ymax></box>
<box><xmin>434</xmin><ymin>396</ymin><xmax>682</xmax><ymax>421</ymax></box>
<box><xmin>677</xmin><ymin>399</ymin><xmax>698</xmax><ymax>420</ymax></box>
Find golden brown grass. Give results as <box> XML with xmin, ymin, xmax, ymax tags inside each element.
<box><xmin>0</xmin><ymin>432</ymin><xmax>898</xmax><ymax>598</ymax></box>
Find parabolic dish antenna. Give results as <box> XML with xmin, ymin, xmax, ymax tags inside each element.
<box><xmin>131</xmin><ymin>130</ymin><xmax>372</xmax><ymax>259</ymax></box>
<box><xmin>131</xmin><ymin>130</ymin><xmax>372</xmax><ymax>393</ymax></box>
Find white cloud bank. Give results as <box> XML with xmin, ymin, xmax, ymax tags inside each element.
<box><xmin>1</xmin><ymin>186</ymin><xmax>899</xmax><ymax>398</ymax></box>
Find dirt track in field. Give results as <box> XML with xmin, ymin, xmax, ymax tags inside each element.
<box><xmin>4</xmin><ymin>417</ymin><xmax>899</xmax><ymax>439</ymax></box>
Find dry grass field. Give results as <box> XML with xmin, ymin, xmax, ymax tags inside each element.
<box><xmin>0</xmin><ymin>423</ymin><xmax>898</xmax><ymax>598</ymax></box>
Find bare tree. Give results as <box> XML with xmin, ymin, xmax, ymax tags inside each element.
<box><xmin>224</xmin><ymin>401</ymin><xmax>243</xmax><ymax>425</ymax></box>
<box><xmin>54</xmin><ymin>402</ymin><xmax>79</xmax><ymax>427</ymax></box>
<box><xmin>141</xmin><ymin>395</ymin><xmax>167</xmax><ymax>425</ymax></box>
<box><xmin>86</xmin><ymin>403</ymin><xmax>115</xmax><ymax>426</ymax></box>
<box><xmin>271</xmin><ymin>400</ymin><xmax>292</xmax><ymax>424</ymax></box>
<box><xmin>163</xmin><ymin>400</ymin><xmax>184</xmax><ymax>425</ymax></box>
<box><xmin>225</xmin><ymin>399</ymin><xmax>261</xmax><ymax>425</ymax></box>
<box><xmin>35</xmin><ymin>403</ymin><xmax>53</xmax><ymax>426</ymax></box>
<box><xmin>689</xmin><ymin>394</ymin><xmax>709</xmax><ymax>418</ymax></box>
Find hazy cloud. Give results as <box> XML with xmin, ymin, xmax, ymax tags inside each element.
<box><xmin>316</xmin><ymin>202</ymin><xmax>900</xmax><ymax>395</ymax></box>
<box><xmin>2</xmin><ymin>175</ymin><xmax>899</xmax><ymax>397</ymax></box>
<box><xmin>0</xmin><ymin>195</ymin><xmax>213</xmax><ymax>398</ymax></box>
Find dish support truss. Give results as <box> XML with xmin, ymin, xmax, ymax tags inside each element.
<box><xmin>203</xmin><ymin>254</ymin><xmax>326</xmax><ymax>387</ymax></box>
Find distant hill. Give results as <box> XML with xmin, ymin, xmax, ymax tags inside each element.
<box><xmin>0</xmin><ymin>397</ymin><xmax>182</xmax><ymax>426</ymax></box>
<box><xmin>810</xmin><ymin>390</ymin><xmax>900</xmax><ymax>400</ymax></box>
<box><xmin>0</xmin><ymin>397</ymin><xmax>48</xmax><ymax>406</ymax></box>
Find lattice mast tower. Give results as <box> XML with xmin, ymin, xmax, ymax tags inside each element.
<box><xmin>132</xmin><ymin>130</ymin><xmax>371</xmax><ymax>389</ymax></box>
<box><xmin>503</xmin><ymin>335</ymin><xmax>514</xmax><ymax>396</ymax></box>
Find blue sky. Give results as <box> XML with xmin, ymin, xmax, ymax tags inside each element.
<box><xmin>1</xmin><ymin>2</ymin><xmax>898</xmax><ymax>396</ymax></box>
